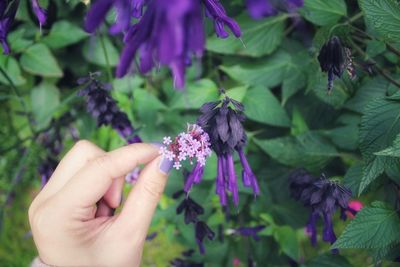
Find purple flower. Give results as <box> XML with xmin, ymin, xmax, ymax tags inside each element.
<box><xmin>245</xmin><ymin>0</ymin><xmax>277</xmax><ymax>20</ymax></box>
<box><xmin>318</xmin><ymin>36</ymin><xmax>355</xmax><ymax>92</ymax></box>
<box><xmin>202</xmin><ymin>0</ymin><xmax>241</xmax><ymax>38</ymax></box>
<box><xmin>285</xmin><ymin>0</ymin><xmax>304</xmax><ymax>10</ymax></box>
<box><xmin>170</xmin><ymin>250</ymin><xmax>204</xmax><ymax>267</ymax></box>
<box><xmin>77</xmin><ymin>72</ymin><xmax>141</xmax><ymax>144</ymax></box>
<box><xmin>188</xmin><ymin>97</ymin><xmax>259</xmax><ymax>206</ymax></box>
<box><xmin>233</xmin><ymin>225</ymin><xmax>265</xmax><ymax>241</ymax></box>
<box><xmin>195</xmin><ymin>221</ymin><xmax>215</xmax><ymax>254</ymax></box>
<box><xmin>289</xmin><ymin>170</ymin><xmax>352</xmax><ymax>247</ymax></box>
<box><xmin>0</xmin><ymin>0</ymin><xmax>19</xmax><ymax>54</ymax></box>
<box><xmin>175</xmin><ymin>191</ymin><xmax>205</xmax><ymax>224</ymax></box>
<box><xmin>116</xmin><ymin>0</ymin><xmax>205</xmax><ymax>88</ymax></box>
<box><xmin>31</xmin><ymin>0</ymin><xmax>47</xmax><ymax>28</ymax></box>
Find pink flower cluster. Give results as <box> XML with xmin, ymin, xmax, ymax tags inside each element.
<box><xmin>160</xmin><ymin>124</ymin><xmax>212</xmax><ymax>170</ymax></box>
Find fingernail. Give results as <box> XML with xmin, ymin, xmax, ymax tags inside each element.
<box><xmin>159</xmin><ymin>155</ymin><xmax>173</xmax><ymax>175</ymax></box>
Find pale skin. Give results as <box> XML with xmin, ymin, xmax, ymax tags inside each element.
<box><xmin>28</xmin><ymin>140</ymin><xmax>169</xmax><ymax>267</ymax></box>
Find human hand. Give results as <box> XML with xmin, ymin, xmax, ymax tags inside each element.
<box><xmin>29</xmin><ymin>140</ymin><xmax>172</xmax><ymax>267</ymax></box>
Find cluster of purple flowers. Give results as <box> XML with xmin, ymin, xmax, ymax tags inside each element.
<box><xmin>245</xmin><ymin>0</ymin><xmax>303</xmax><ymax>20</ymax></box>
<box><xmin>160</xmin><ymin>124</ymin><xmax>212</xmax><ymax>170</ymax></box>
<box><xmin>77</xmin><ymin>72</ymin><xmax>141</xmax><ymax>144</ymax></box>
<box><xmin>229</xmin><ymin>225</ymin><xmax>265</xmax><ymax>241</ymax></box>
<box><xmin>84</xmin><ymin>0</ymin><xmax>240</xmax><ymax>88</ymax></box>
<box><xmin>289</xmin><ymin>169</ymin><xmax>355</xmax><ymax>248</ymax></box>
<box><xmin>185</xmin><ymin>97</ymin><xmax>259</xmax><ymax>207</ymax></box>
<box><xmin>173</xmin><ymin>189</ymin><xmax>215</xmax><ymax>255</ymax></box>
<box><xmin>318</xmin><ymin>36</ymin><xmax>356</xmax><ymax>92</ymax></box>
<box><xmin>1</xmin><ymin>0</ymin><xmax>47</xmax><ymax>54</ymax></box>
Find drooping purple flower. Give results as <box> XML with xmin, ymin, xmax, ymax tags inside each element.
<box><xmin>245</xmin><ymin>0</ymin><xmax>277</xmax><ymax>20</ymax></box>
<box><xmin>289</xmin><ymin>170</ymin><xmax>352</xmax><ymax>248</ymax></box>
<box><xmin>170</xmin><ymin>250</ymin><xmax>204</xmax><ymax>267</ymax></box>
<box><xmin>0</xmin><ymin>0</ymin><xmax>19</xmax><ymax>54</ymax></box>
<box><xmin>233</xmin><ymin>225</ymin><xmax>265</xmax><ymax>241</ymax></box>
<box><xmin>116</xmin><ymin>0</ymin><xmax>205</xmax><ymax>88</ymax></box>
<box><xmin>186</xmin><ymin>97</ymin><xmax>259</xmax><ymax>206</ymax></box>
<box><xmin>202</xmin><ymin>0</ymin><xmax>241</xmax><ymax>38</ymax></box>
<box><xmin>31</xmin><ymin>0</ymin><xmax>47</xmax><ymax>28</ymax></box>
<box><xmin>318</xmin><ymin>36</ymin><xmax>356</xmax><ymax>93</ymax></box>
<box><xmin>195</xmin><ymin>221</ymin><xmax>215</xmax><ymax>254</ymax></box>
<box><xmin>77</xmin><ymin>72</ymin><xmax>141</xmax><ymax>144</ymax></box>
<box><xmin>174</xmin><ymin>190</ymin><xmax>205</xmax><ymax>224</ymax></box>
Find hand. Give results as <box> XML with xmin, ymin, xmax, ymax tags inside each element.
<box><xmin>29</xmin><ymin>140</ymin><xmax>172</xmax><ymax>267</ymax></box>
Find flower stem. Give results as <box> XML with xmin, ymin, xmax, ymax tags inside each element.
<box><xmin>99</xmin><ymin>34</ymin><xmax>113</xmax><ymax>82</ymax></box>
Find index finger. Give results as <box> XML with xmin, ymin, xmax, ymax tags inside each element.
<box><xmin>57</xmin><ymin>143</ymin><xmax>159</xmax><ymax>209</ymax></box>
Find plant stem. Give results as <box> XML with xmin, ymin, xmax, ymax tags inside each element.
<box><xmin>350</xmin><ymin>39</ymin><xmax>400</xmax><ymax>89</ymax></box>
<box><xmin>99</xmin><ymin>34</ymin><xmax>113</xmax><ymax>82</ymax></box>
<box><xmin>0</xmin><ymin>67</ymin><xmax>36</xmax><ymax>135</ymax></box>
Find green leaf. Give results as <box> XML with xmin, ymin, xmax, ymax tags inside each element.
<box><xmin>169</xmin><ymin>79</ymin><xmax>219</xmax><ymax>109</ymax></box>
<box><xmin>83</xmin><ymin>36</ymin><xmax>119</xmax><ymax>67</ymax></box>
<box><xmin>242</xmin><ymin>86</ymin><xmax>290</xmax><ymax>127</ymax></box>
<box><xmin>0</xmin><ymin>56</ymin><xmax>26</xmax><ymax>86</ymax></box>
<box><xmin>20</xmin><ymin>43</ymin><xmax>63</xmax><ymax>77</ymax></box>
<box><xmin>31</xmin><ymin>82</ymin><xmax>60</xmax><ymax>129</ymax></box>
<box><xmin>225</xmin><ymin>86</ymin><xmax>248</xmax><ymax>102</ymax></box>
<box><xmin>273</xmin><ymin>226</ymin><xmax>299</xmax><ymax>260</ymax></box>
<box><xmin>220</xmin><ymin>50</ymin><xmax>291</xmax><ymax>87</ymax></box>
<box><xmin>366</xmin><ymin>40</ymin><xmax>386</xmax><ymax>58</ymax></box>
<box><xmin>345</xmin><ymin>77</ymin><xmax>389</xmax><ymax>113</ymax></box>
<box><xmin>255</xmin><ymin>132</ymin><xmax>338</xmax><ymax>171</ymax></box>
<box><xmin>43</xmin><ymin>20</ymin><xmax>88</xmax><ymax>49</ymax></box>
<box><xmin>359</xmin><ymin>0</ymin><xmax>400</xmax><ymax>43</ymax></box>
<box><xmin>303</xmin><ymin>253</ymin><xmax>353</xmax><ymax>267</ymax></box>
<box><xmin>343</xmin><ymin>163</ymin><xmax>363</xmax><ymax>195</ymax></box>
<box><xmin>300</xmin><ymin>0</ymin><xmax>347</xmax><ymax>26</ymax></box>
<box><xmin>207</xmin><ymin>14</ymin><xmax>286</xmax><ymax>57</ymax></box>
<box><xmin>358</xmin><ymin>93</ymin><xmax>400</xmax><ymax>193</ymax></box>
<box><xmin>375</xmin><ymin>133</ymin><xmax>400</xmax><ymax>157</ymax></box>
<box><xmin>323</xmin><ymin>124</ymin><xmax>359</xmax><ymax>151</ymax></box>
<box><xmin>333</xmin><ymin>202</ymin><xmax>400</xmax><ymax>249</ymax></box>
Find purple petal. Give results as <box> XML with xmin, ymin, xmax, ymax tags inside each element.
<box><xmin>31</xmin><ymin>0</ymin><xmax>47</xmax><ymax>27</ymax></box>
<box><xmin>84</xmin><ymin>0</ymin><xmax>114</xmax><ymax>33</ymax></box>
<box><xmin>245</xmin><ymin>0</ymin><xmax>277</xmax><ymax>19</ymax></box>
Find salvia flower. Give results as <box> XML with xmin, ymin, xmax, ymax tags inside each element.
<box><xmin>245</xmin><ymin>0</ymin><xmax>303</xmax><ymax>20</ymax></box>
<box><xmin>190</xmin><ymin>97</ymin><xmax>259</xmax><ymax>206</ymax></box>
<box><xmin>170</xmin><ymin>250</ymin><xmax>204</xmax><ymax>267</ymax></box>
<box><xmin>160</xmin><ymin>124</ymin><xmax>212</xmax><ymax>171</ymax></box>
<box><xmin>77</xmin><ymin>72</ymin><xmax>141</xmax><ymax>144</ymax></box>
<box><xmin>289</xmin><ymin>169</ymin><xmax>352</xmax><ymax>247</ymax></box>
<box><xmin>31</xmin><ymin>0</ymin><xmax>47</xmax><ymax>28</ymax></box>
<box><xmin>317</xmin><ymin>36</ymin><xmax>356</xmax><ymax>93</ymax></box>
<box><xmin>0</xmin><ymin>0</ymin><xmax>19</xmax><ymax>54</ymax></box>
<box><xmin>195</xmin><ymin>221</ymin><xmax>216</xmax><ymax>254</ymax></box>
<box><xmin>85</xmin><ymin>0</ymin><xmax>240</xmax><ymax>88</ymax></box>
<box><xmin>176</xmin><ymin>194</ymin><xmax>205</xmax><ymax>224</ymax></box>
<box><xmin>230</xmin><ymin>225</ymin><xmax>265</xmax><ymax>241</ymax></box>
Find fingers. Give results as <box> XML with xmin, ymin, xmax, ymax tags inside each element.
<box><xmin>57</xmin><ymin>143</ymin><xmax>159</xmax><ymax>209</ymax></box>
<box><xmin>115</xmin><ymin>155</ymin><xmax>172</xmax><ymax>238</ymax></box>
<box><xmin>36</xmin><ymin>140</ymin><xmax>105</xmax><ymax>202</ymax></box>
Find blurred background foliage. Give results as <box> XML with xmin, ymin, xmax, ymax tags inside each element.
<box><xmin>1</xmin><ymin>0</ymin><xmax>400</xmax><ymax>266</ymax></box>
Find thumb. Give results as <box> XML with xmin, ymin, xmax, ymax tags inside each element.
<box><xmin>115</xmin><ymin>155</ymin><xmax>173</xmax><ymax>237</ymax></box>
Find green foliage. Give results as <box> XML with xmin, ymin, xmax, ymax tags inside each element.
<box><xmin>1</xmin><ymin>0</ymin><xmax>400</xmax><ymax>266</ymax></box>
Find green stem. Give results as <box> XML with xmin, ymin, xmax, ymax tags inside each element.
<box><xmin>0</xmin><ymin>67</ymin><xmax>36</xmax><ymax>135</ymax></box>
<box><xmin>99</xmin><ymin>34</ymin><xmax>113</xmax><ymax>82</ymax></box>
<box><xmin>350</xmin><ymin>39</ymin><xmax>400</xmax><ymax>89</ymax></box>
<box><xmin>329</xmin><ymin>12</ymin><xmax>363</xmax><ymax>37</ymax></box>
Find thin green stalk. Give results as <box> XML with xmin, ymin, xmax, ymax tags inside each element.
<box><xmin>0</xmin><ymin>67</ymin><xmax>36</xmax><ymax>135</ymax></box>
<box><xmin>329</xmin><ymin>12</ymin><xmax>363</xmax><ymax>37</ymax></box>
<box><xmin>99</xmin><ymin>34</ymin><xmax>113</xmax><ymax>82</ymax></box>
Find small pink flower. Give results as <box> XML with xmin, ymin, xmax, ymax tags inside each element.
<box><xmin>160</xmin><ymin>124</ymin><xmax>212</xmax><ymax>170</ymax></box>
<box><xmin>233</xmin><ymin>257</ymin><xmax>241</xmax><ymax>266</ymax></box>
<box><xmin>346</xmin><ymin>200</ymin><xmax>363</xmax><ymax>219</ymax></box>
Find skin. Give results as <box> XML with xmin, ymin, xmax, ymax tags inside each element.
<box><xmin>28</xmin><ymin>140</ymin><xmax>169</xmax><ymax>267</ymax></box>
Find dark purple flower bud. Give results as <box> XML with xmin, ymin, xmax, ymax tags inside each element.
<box><xmin>176</xmin><ymin>196</ymin><xmax>205</xmax><ymax>224</ymax></box>
<box><xmin>170</xmin><ymin>258</ymin><xmax>204</xmax><ymax>267</ymax></box>
<box><xmin>0</xmin><ymin>0</ymin><xmax>19</xmax><ymax>54</ymax></box>
<box><xmin>306</xmin><ymin>212</ymin><xmax>318</xmax><ymax>246</ymax></box>
<box><xmin>285</xmin><ymin>0</ymin><xmax>304</xmax><ymax>10</ymax></box>
<box><xmin>317</xmin><ymin>36</ymin><xmax>348</xmax><ymax>92</ymax></box>
<box><xmin>234</xmin><ymin>225</ymin><xmax>265</xmax><ymax>241</ymax></box>
<box><xmin>38</xmin><ymin>156</ymin><xmax>58</xmax><ymax>187</ymax></box>
<box><xmin>195</xmin><ymin>221</ymin><xmax>215</xmax><ymax>254</ymax></box>
<box><xmin>78</xmin><ymin>72</ymin><xmax>142</xmax><ymax>143</ymax></box>
<box><xmin>31</xmin><ymin>0</ymin><xmax>47</xmax><ymax>28</ymax></box>
<box><xmin>202</xmin><ymin>0</ymin><xmax>241</xmax><ymax>38</ymax></box>
<box><xmin>145</xmin><ymin>231</ymin><xmax>157</xmax><ymax>241</ymax></box>
<box><xmin>245</xmin><ymin>0</ymin><xmax>277</xmax><ymax>20</ymax></box>
<box><xmin>195</xmin><ymin>97</ymin><xmax>258</xmax><ymax>206</ymax></box>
